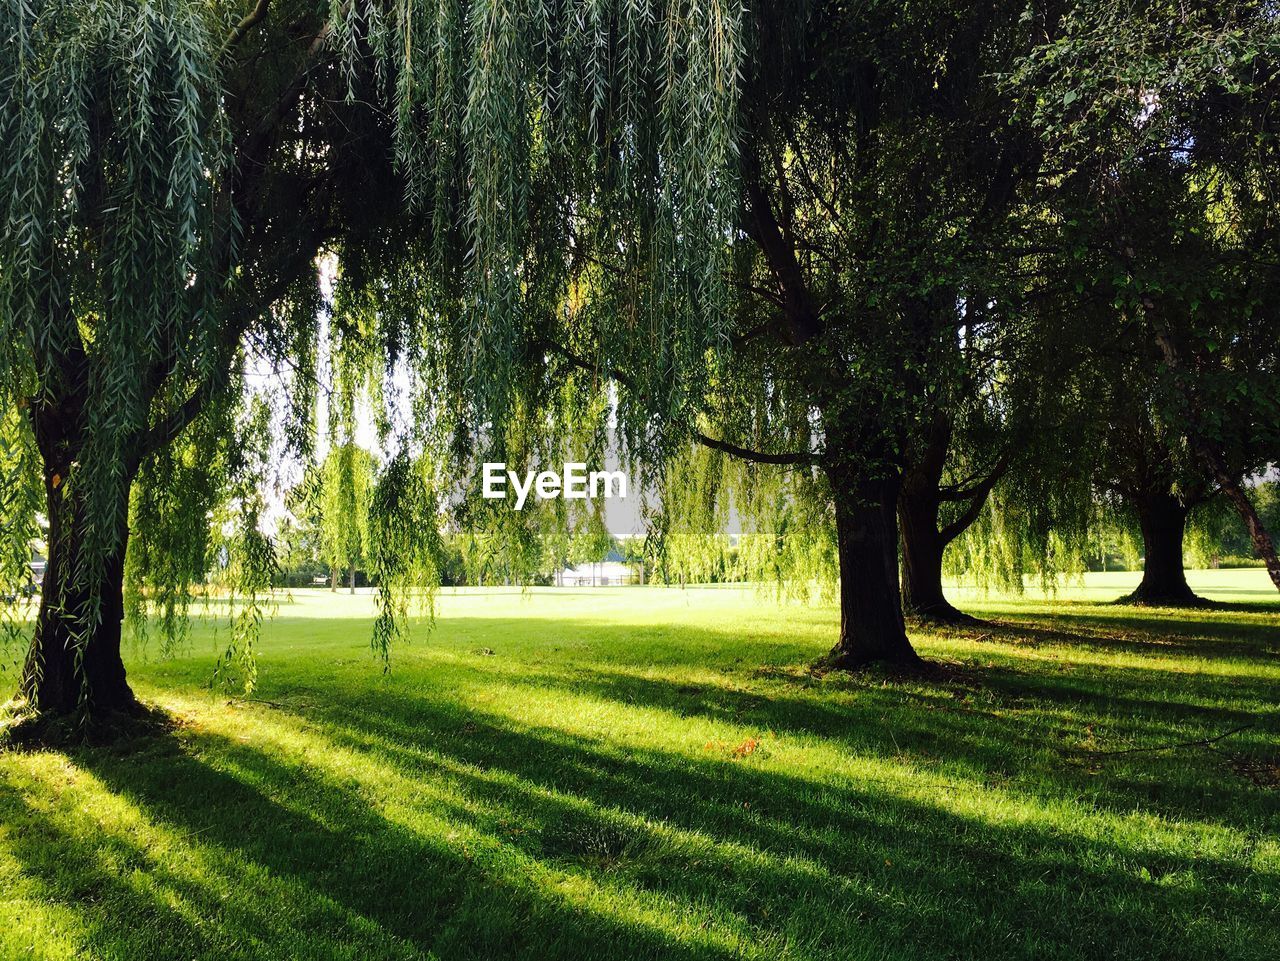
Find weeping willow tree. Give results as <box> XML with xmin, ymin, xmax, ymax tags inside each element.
<box><xmin>947</xmin><ymin>0</ymin><xmax>1280</xmax><ymax>602</ymax></box>
<box><xmin>533</xmin><ymin>0</ymin><xmax>1093</xmax><ymax>668</ymax></box>
<box><xmin>1087</xmin><ymin>332</ymin><xmax>1219</xmax><ymax>606</ymax></box>
<box><xmin>1013</xmin><ymin>0</ymin><xmax>1280</xmax><ymax>591</ymax></box>
<box><xmin>0</xmin><ymin>0</ymin><xmax>746</xmax><ymax>725</ymax></box>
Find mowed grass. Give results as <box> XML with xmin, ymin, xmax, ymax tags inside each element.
<box><xmin>2</xmin><ymin>571</ymin><xmax>1278</xmax><ymax>961</ymax></box>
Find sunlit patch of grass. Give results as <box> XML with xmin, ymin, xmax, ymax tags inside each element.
<box><xmin>2</xmin><ymin>571</ymin><xmax>1278</xmax><ymax>960</ymax></box>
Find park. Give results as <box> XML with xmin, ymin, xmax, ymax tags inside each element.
<box><xmin>2</xmin><ymin>574</ymin><xmax>1277</xmax><ymax>959</ymax></box>
<box><xmin>1</xmin><ymin>1</ymin><xmax>1279</xmax><ymax>959</ymax></box>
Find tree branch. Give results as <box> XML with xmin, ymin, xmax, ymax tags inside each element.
<box><xmin>220</xmin><ymin>0</ymin><xmax>271</xmax><ymax>62</ymax></box>
<box><xmin>540</xmin><ymin>339</ymin><xmax>818</xmax><ymax>467</ymax></box>
<box><xmin>741</xmin><ymin>150</ymin><xmax>823</xmax><ymax>346</ymax></box>
<box><xmin>1087</xmin><ymin>723</ymin><xmax>1253</xmax><ymax>758</ymax></box>
<box><xmin>729</xmin><ymin>317</ymin><xmax>782</xmax><ymax>349</ymax></box>
<box><xmin>690</xmin><ymin>431</ymin><xmax>816</xmax><ymax>466</ymax></box>
<box><xmin>136</xmin><ymin>214</ymin><xmax>334</xmax><ymax>467</ymax></box>
<box><xmin>132</xmin><ymin>19</ymin><xmax>338</xmax><ymax>470</ymax></box>
<box><xmin>938</xmin><ymin>458</ymin><xmax>1009</xmax><ymax>546</ymax></box>
<box><xmin>938</xmin><ymin>457</ymin><xmax>1010</xmax><ymax>502</ymax></box>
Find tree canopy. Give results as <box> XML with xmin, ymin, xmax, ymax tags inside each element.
<box><xmin>0</xmin><ymin>0</ymin><xmax>750</xmax><ymax>716</ymax></box>
<box><xmin>2</xmin><ymin>0</ymin><xmax>1278</xmax><ymax>724</ymax></box>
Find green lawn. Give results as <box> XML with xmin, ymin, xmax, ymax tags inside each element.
<box><xmin>2</xmin><ymin>571</ymin><xmax>1278</xmax><ymax>960</ymax></box>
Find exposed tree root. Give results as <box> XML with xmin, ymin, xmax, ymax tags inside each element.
<box><xmin>815</xmin><ymin>646</ymin><xmax>928</xmax><ymax>676</ymax></box>
<box><xmin>904</xmin><ymin>602</ymin><xmax>988</xmax><ymax>627</ymax></box>
<box><xmin>0</xmin><ymin>696</ymin><xmax>169</xmax><ymax>751</ymax></box>
<box><xmin>1114</xmin><ymin>588</ymin><xmax>1207</xmax><ymax>608</ymax></box>
<box><xmin>1087</xmin><ymin>723</ymin><xmax>1254</xmax><ymax>758</ymax></box>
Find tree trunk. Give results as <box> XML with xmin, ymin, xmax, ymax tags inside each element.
<box><xmin>1151</xmin><ymin>327</ymin><xmax>1280</xmax><ymax>591</ymax></box>
<box><xmin>898</xmin><ymin>485</ymin><xmax>976</xmax><ymax>622</ymax></box>
<box><xmin>18</xmin><ymin>480</ymin><xmax>135</xmax><ymax>716</ymax></box>
<box><xmin>896</xmin><ymin>410</ymin><xmax>991</xmax><ymax>623</ymax></box>
<box><xmin>348</xmin><ymin>563</ymin><xmax>356</xmax><ymax>595</ymax></box>
<box><xmin>824</xmin><ymin>475</ymin><xmax>923</xmax><ymax>670</ymax></box>
<box><xmin>1123</xmin><ymin>492</ymin><xmax>1198</xmax><ymax>605</ymax></box>
<box><xmin>330</xmin><ymin>566</ymin><xmax>338</xmax><ymax>591</ymax></box>
<box><xmin>1215</xmin><ymin>475</ymin><xmax>1280</xmax><ymax>591</ymax></box>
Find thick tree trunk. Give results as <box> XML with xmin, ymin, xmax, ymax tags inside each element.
<box><xmin>896</xmin><ymin>411</ymin><xmax>988</xmax><ymax>624</ymax></box>
<box><xmin>330</xmin><ymin>566</ymin><xmax>338</xmax><ymax>591</ymax></box>
<box><xmin>899</xmin><ymin>487</ymin><xmax>974</xmax><ymax>622</ymax></box>
<box><xmin>18</xmin><ymin>481</ymin><xmax>135</xmax><ymax>716</ymax></box>
<box><xmin>348</xmin><ymin>563</ymin><xmax>356</xmax><ymax>595</ymax></box>
<box><xmin>824</xmin><ymin>475</ymin><xmax>923</xmax><ymax>670</ymax></box>
<box><xmin>1123</xmin><ymin>492</ymin><xmax>1198</xmax><ymax>605</ymax></box>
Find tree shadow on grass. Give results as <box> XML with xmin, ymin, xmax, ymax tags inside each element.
<box><xmin>310</xmin><ymin>646</ymin><xmax>1277</xmax><ymax>833</ymax></box>
<box><xmin>10</xmin><ymin>600</ymin><xmax>1277</xmax><ymax>960</ymax></box>
<box><xmin>0</xmin><ymin>763</ymin><xmax>437</xmax><ymax>961</ymax></box>
<box><xmin>39</xmin><ymin>698</ymin><xmax>1276</xmax><ymax>961</ymax></box>
<box><xmin>223</xmin><ymin>604</ymin><xmax>1279</xmax><ymax>829</ymax></box>
<box><xmin>276</xmin><ymin>596</ymin><xmax>1280</xmax><ymax>826</ymax></box>
<box><xmin>970</xmin><ymin>605</ymin><xmax>1280</xmax><ymax>660</ymax></box>
<box><xmin>165</xmin><ymin>598</ymin><xmax>1280</xmax><ymax>830</ymax></box>
<box><xmin>9</xmin><ymin>731</ymin><xmax>752</xmax><ymax>961</ymax></box>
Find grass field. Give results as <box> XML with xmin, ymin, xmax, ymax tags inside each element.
<box><xmin>2</xmin><ymin>570</ymin><xmax>1278</xmax><ymax>960</ymax></box>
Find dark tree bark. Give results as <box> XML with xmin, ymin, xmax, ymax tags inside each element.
<box><xmin>15</xmin><ymin>357</ymin><xmax>136</xmax><ymax>717</ymax></box>
<box><xmin>898</xmin><ymin>414</ymin><xmax>950</xmax><ymax>619</ymax></box>
<box><xmin>1122</xmin><ymin>491</ymin><xmax>1198</xmax><ymax>605</ymax></box>
<box><xmin>899</xmin><ymin>490</ymin><xmax>964</xmax><ymax>620</ymax></box>
<box><xmin>1152</xmin><ymin>327</ymin><xmax>1280</xmax><ymax>591</ymax></box>
<box><xmin>897</xmin><ymin>413</ymin><xmax>1002</xmax><ymax>623</ymax></box>
<box><xmin>19</xmin><ymin>470</ymin><xmax>136</xmax><ymax>716</ymax></box>
<box><xmin>348</xmin><ymin>563</ymin><xmax>356</xmax><ymax>594</ymax></box>
<box><xmin>824</xmin><ymin>474</ymin><xmax>923</xmax><ymax>670</ymax></box>
<box><xmin>10</xmin><ymin>17</ymin><xmax>409</xmax><ymax>730</ymax></box>
<box><xmin>899</xmin><ymin>482</ymin><xmax>1000</xmax><ymax>623</ymax></box>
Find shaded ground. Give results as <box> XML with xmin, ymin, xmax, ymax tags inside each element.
<box><xmin>2</xmin><ymin>577</ymin><xmax>1278</xmax><ymax>960</ymax></box>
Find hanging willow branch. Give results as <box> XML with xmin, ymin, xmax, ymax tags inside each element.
<box><xmin>0</xmin><ymin>0</ymin><xmax>752</xmax><ymax>705</ymax></box>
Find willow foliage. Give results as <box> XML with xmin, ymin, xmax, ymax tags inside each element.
<box><xmin>0</xmin><ymin>407</ymin><xmax>42</xmax><ymax>662</ymax></box>
<box><xmin>323</xmin><ymin>0</ymin><xmax>747</xmax><ymax>439</ymax></box>
<box><xmin>645</xmin><ymin>443</ymin><xmax>837</xmax><ymax>597</ymax></box>
<box><xmin>324</xmin><ymin>0</ymin><xmax>751</xmax><ymax>593</ymax></box>
<box><xmin>0</xmin><ymin>0</ymin><xmax>233</xmax><ymax>695</ymax></box>
<box><xmin>318</xmin><ymin>443</ymin><xmax>377</xmax><ymax>585</ymax></box>
<box><xmin>0</xmin><ymin>0</ymin><xmax>751</xmax><ymax>703</ymax></box>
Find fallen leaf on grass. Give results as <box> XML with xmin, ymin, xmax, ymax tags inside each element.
<box><xmin>703</xmin><ymin>735</ymin><xmax>766</xmax><ymax>759</ymax></box>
